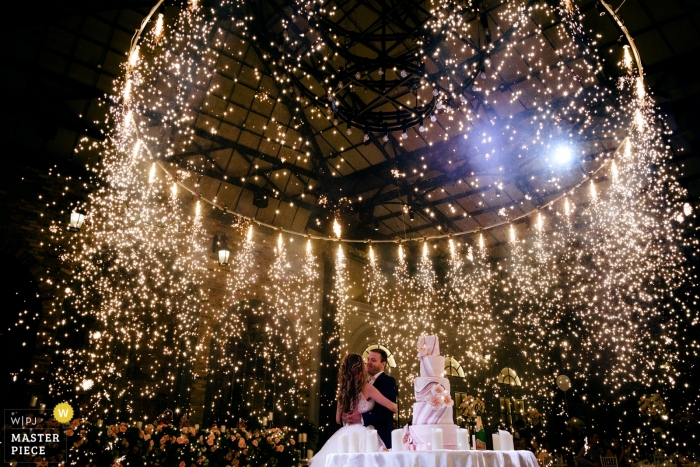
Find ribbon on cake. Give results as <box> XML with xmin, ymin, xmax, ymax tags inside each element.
<box><xmin>417</xmin><ymin>335</ymin><xmax>440</xmax><ymax>358</ymax></box>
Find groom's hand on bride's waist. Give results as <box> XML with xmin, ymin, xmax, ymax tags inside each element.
<box><xmin>342</xmin><ymin>411</ymin><xmax>362</xmax><ymax>425</ymax></box>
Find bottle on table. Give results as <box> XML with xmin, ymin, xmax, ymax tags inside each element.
<box><xmin>475</xmin><ymin>416</ymin><xmax>487</xmax><ymax>450</ymax></box>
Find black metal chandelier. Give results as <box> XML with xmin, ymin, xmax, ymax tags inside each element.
<box><xmin>271</xmin><ymin>0</ymin><xmax>493</xmax><ymax>135</ymax></box>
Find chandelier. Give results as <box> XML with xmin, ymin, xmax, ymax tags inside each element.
<box><xmin>269</xmin><ymin>0</ymin><xmax>493</xmax><ymax>136</ymax></box>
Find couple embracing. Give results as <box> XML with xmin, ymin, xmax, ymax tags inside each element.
<box><xmin>309</xmin><ymin>349</ymin><xmax>398</xmax><ymax>466</ymax></box>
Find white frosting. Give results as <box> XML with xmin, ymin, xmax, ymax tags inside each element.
<box><xmin>414</xmin><ymin>377</ymin><xmax>451</xmax><ymax>400</ymax></box>
<box><xmin>412</xmin><ymin>402</ymin><xmax>454</xmax><ymax>425</ymax></box>
<box><xmin>419</xmin><ymin>355</ymin><xmax>445</xmax><ymax>377</ymax></box>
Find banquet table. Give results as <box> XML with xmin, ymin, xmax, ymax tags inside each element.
<box><xmin>325</xmin><ymin>450</ymin><xmax>539</xmax><ymax>467</ymax></box>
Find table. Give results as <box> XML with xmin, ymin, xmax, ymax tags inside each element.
<box><xmin>325</xmin><ymin>450</ymin><xmax>539</xmax><ymax>467</ymax></box>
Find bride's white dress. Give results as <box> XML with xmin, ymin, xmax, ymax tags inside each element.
<box><xmin>308</xmin><ymin>394</ymin><xmax>384</xmax><ymax>466</ymax></box>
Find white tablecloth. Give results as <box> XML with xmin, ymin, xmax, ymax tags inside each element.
<box><xmin>325</xmin><ymin>450</ymin><xmax>539</xmax><ymax>467</ymax></box>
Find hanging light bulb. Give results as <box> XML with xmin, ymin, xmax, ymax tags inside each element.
<box><xmin>401</xmin><ymin>130</ymin><xmax>408</xmax><ymax>140</ymax></box>
<box><xmin>363</xmin><ymin>133</ymin><xmax>370</xmax><ymax>142</ymax></box>
<box><xmin>346</xmin><ymin>126</ymin><xmax>352</xmax><ymax>135</ymax></box>
<box><xmin>383</xmin><ymin>133</ymin><xmax>389</xmax><ymax>142</ymax></box>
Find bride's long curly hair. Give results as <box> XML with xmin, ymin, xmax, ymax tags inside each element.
<box><xmin>337</xmin><ymin>353</ymin><xmax>367</xmax><ymax>413</ymax></box>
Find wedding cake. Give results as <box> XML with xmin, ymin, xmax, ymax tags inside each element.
<box><xmin>407</xmin><ymin>335</ymin><xmax>458</xmax><ymax>450</ymax></box>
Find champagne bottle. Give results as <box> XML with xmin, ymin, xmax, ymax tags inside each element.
<box><xmin>475</xmin><ymin>416</ymin><xmax>487</xmax><ymax>450</ymax></box>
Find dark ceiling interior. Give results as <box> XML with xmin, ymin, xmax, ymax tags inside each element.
<box><xmin>1</xmin><ymin>0</ymin><xmax>698</xmax><ymax>245</ymax></box>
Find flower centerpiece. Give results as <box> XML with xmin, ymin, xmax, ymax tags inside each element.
<box><xmin>639</xmin><ymin>393</ymin><xmax>667</xmax><ymax>418</ymax></box>
<box><xmin>526</xmin><ymin>407</ymin><xmax>543</xmax><ymax>427</ymax></box>
<box><xmin>58</xmin><ymin>418</ymin><xmax>301</xmax><ymax>467</ymax></box>
<box><xmin>458</xmin><ymin>395</ymin><xmax>485</xmax><ymax>431</ymax></box>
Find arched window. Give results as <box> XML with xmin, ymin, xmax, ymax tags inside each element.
<box><xmin>496</xmin><ymin>367</ymin><xmax>523</xmax><ymax>428</ymax></box>
<box><xmin>497</xmin><ymin>367</ymin><xmax>521</xmax><ymax>386</ymax></box>
<box><xmin>362</xmin><ymin>344</ymin><xmax>397</xmax><ymax>368</ymax></box>
<box><xmin>444</xmin><ymin>357</ymin><xmax>465</xmax><ymax>377</ymax></box>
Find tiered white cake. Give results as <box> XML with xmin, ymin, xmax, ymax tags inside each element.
<box><xmin>408</xmin><ymin>335</ymin><xmax>458</xmax><ymax>450</ymax></box>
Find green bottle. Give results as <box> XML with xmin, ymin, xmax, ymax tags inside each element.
<box><xmin>475</xmin><ymin>416</ymin><xmax>487</xmax><ymax>450</ymax></box>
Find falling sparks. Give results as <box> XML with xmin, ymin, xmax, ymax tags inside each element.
<box><xmin>127</xmin><ymin>46</ymin><xmax>140</xmax><ymax>68</ymax></box>
<box><xmin>333</xmin><ymin>219</ymin><xmax>341</xmax><ymax>239</ymax></box>
<box><xmin>154</xmin><ymin>13</ymin><xmax>164</xmax><ymax>39</ymax></box>
<box><xmin>623</xmin><ymin>45</ymin><xmax>633</xmax><ymax>70</ymax></box>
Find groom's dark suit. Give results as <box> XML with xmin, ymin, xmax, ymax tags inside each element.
<box><xmin>361</xmin><ymin>371</ymin><xmax>398</xmax><ymax>448</ymax></box>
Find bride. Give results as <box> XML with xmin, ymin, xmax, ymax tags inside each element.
<box><xmin>309</xmin><ymin>353</ymin><xmax>398</xmax><ymax>466</ymax></box>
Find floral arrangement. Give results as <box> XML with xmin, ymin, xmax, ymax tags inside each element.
<box><xmin>5</xmin><ymin>415</ymin><xmax>301</xmax><ymax>467</ymax></box>
<box><xmin>639</xmin><ymin>393</ymin><xmax>667</xmax><ymax>417</ymax></box>
<box><xmin>427</xmin><ymin>384</ymin><xmax>453</xmax><ymax>410</ymax></box>
<box><xmin>459</xmin><ymin>395</ymin><xmax>485</xmax><ymax>426</ymax></box>
<box><xmin>526</xmin><ymin>407</ymin><xmax>543</xmax><ymax>426</ymax></box>
<box><xmin>70</xmin><ymin>421</ymin><xmax>299</xmax><ymax>467</ymax></box>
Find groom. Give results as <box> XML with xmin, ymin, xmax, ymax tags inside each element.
<box><xmin>343</xmin><ymin>348</ymin><xmax>398</xmax><ymax>448</ymax></box>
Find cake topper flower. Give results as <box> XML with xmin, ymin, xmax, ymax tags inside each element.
<box><xmin>427</xmin><ymin>384</ymin><xmax>453</xmax><ymax>409</ymax></box>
